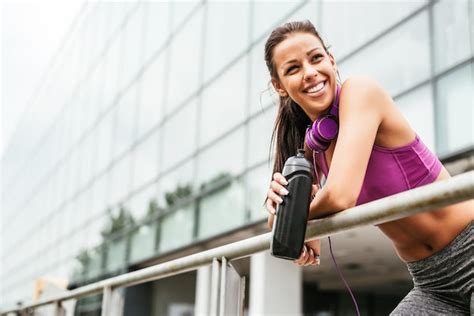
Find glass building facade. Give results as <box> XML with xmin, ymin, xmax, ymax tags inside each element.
<box><xmin>1</xmin><ymin>0</ymin><xmax>473</xmax><ymax>314</ymax></box>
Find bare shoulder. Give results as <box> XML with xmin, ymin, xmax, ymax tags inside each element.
<box><xmin>341</xmin><ymin>75</ymin><xmax>414</xmax><ymax>146</ymax></box>
<box><xmin>340</xmin><ymin>75</ymin><xmax>393</xmax><ymax>109</ymax></box>
<box><xmin>337</xmin><ymin>75</ymin><xmax>394</xmax><ymax>124</ymax></box>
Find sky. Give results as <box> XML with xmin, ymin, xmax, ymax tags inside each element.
<box><xmin>1</xmin><ymin>0</ymin><xmax>83</xmax><ymax>156</ymax></box>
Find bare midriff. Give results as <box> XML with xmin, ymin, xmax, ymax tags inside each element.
<box><xmin>376</xmin><ymin>168</ymin><xmax>474</xmax><ymax>262</ymax></box>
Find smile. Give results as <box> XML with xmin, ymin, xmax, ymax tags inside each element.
<box><xmin>304</xmin><ymin>80</ymin><xmax>326</xmax><ymax>97</ymax></box>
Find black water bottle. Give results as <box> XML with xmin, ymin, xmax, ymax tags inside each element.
<box><xmin>271</xmin><ymin>149</ymin><xmax>314</xmax><ymax>260</ymax></box>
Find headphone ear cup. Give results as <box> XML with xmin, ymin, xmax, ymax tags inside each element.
<box><xmin>305</xmin><ymin>124</ymin><xmax>330</xmax><ymax>152</ymax></box>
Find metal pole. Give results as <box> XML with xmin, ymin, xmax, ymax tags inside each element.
<box><xmin>218</xmin><ymin>257</ymin><xmax>228</xmax><ymax>316</ymax></box>
<box><xmin>101</xmin><ymin>286</ymin><xmax>112</xmax><ymax>316</ymax></box>
<box><xmin>1</xmin><ymin>171</ymin><xmax>473</xmax><ymax>315</ymax></box>
<box><xmin>209</xmin><ymin>258</ymin><xmax>221</xmax><ymax>316</ymax></box>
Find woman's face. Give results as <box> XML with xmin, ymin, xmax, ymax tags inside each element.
<box><xmin>272</xmin><ymin>32</ymin><xmax>337</xmax><ymax>121</ymax></box>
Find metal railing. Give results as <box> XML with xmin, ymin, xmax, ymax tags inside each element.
<box><xmin>2</xmin><ymin>171</ymin><xmax>473</xmax><ymax>316</ymax></box>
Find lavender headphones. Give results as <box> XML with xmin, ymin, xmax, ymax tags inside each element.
<box><xmin>305</xmin><ymin>85</ymin><xmax>341</xmax><ymax>153</ymax></box>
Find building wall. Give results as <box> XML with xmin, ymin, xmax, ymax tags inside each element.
<box><xmin>1</xmin><ymin>0</ymin><xmax>473</xmax><ymax>309</ymax></box>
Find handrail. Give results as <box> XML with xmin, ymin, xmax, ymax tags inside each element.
<box><xmin>2</xmin><ymin>171</ymin><xmax>473</xmax><ymax>315</ymax></box>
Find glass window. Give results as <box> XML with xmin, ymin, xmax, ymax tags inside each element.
<box><xmin>284</xmin><ymin>0</ymin><xmax>320</xmax><ymax>28</ymax></box>
<box><xmin>171</xmin><ymin>1</ymin><xmax>200</xmax><ymax>31</ymax></box>
<box><xmin>118</xmin><ymin>4</ymin><xmax>144</xmax><ymax>92</ymax></box>
<box><xmin>203</xmin><ymin>1</ymin><xmax>250</xmax><ymax>82</ymax></box>
<box><xmin>130</xmin><ymin>223</ymin><xmax>158</xmax><ymax>263</ymax></box>
<box><xmin>436</xmin><ymin>63</ymin><xmax>474</xmax><ymax>155</ymax></box>
<box><xmin>200</xmin><ymin>58</ymin><xmax>247</xmax><ymax>146</ymax></box>
<box><xmin>433</xmin><ymin>0</ymin><xmax>471</xmax><ymax>73</ymax></box>
<box><xmin>143</xmin><ymin>2</ymin><xmax>171</xmax><ymax>63</ymax></box>
<box><xmin>196</xmin><ymin>128</ymin><xmax>245</xmax><ymax>188</ymax></box>
<box><xmin>102</xmin><ymin>36</ymin><xmax>121</xmax><ymax>108</ymax></box>
<box><xmin>131</xmin><ymin>130</ymin><xmax>160</xmax><ymax>192</ymax></box>
<box><xmin>161</xmin><ymin>101</ymin><xmax>197</xmax><ymax>172</ymax></box>
<box><xmin>137</xmin><ymin>53</ymin><xmax>167</xmax><ymax>139</ymax></box>
<box><xmin>95</xmin><ymin>113</ymin><xmax>114</xmax><ymax>175</ymax></box>
<box><xmin>322</xmin><ymin>0</ymin><xmax>427</xmax><ymax>58</ymax></box>
<box><xmin>107</xmin><ymin>154</ymin><xmax>131</xmax><ymax>206</ymax></box>
<box><xmin>252</xmin><ymin>1</ymin><xmax>302</xmax><ymax>42</ymax></box>
<box><xmin>112</xmin><ymin>84</ymin><xmax>138</xmax><ymax>160</ymax></box>
<box><xmin>198</xmin><ymin>180</ymin><xmax>246</xmax><ymax>239</ymax></box>
<box><xmin>248</xmin><ymin>39</ymin><xmax>279</xmax><ymax>117</ymax></box>
<box><xmin>129</xmin><ymin>182</ymin><xmax>159</xmax><ymax>221</ymax></box>
<box><xmin>167</xmin><ymin>8</ymin><xmax>203</xmax><ymax>114</ymax></box>
<box><xmin>156</xmin><ymin>160</ymin><xmax>194</xmax><ymax>212</ymax></box>
<box><xmin>159</xmin><ymin>205</ymin><xmax>194</xmax><ymax>253</ymax></box>
<box><xmin>395</xmin><ymin>84</ymin><xmax>436</xmax><ymax>151</ymax></box>
<box><xmin>339</xmin><ymin>12</ymin><xmax>430</xmax><ymax>96</ymax></box>
<box><xmin>247</xmin><ymin>106</ymin><xmax>277</xmax><ymax>167</ymax></box>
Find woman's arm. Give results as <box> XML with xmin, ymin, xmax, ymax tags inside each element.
<box><xmin>309</xmin><ymin>76</ymin><xmax>389</xmax><ymax>219</ymax></box>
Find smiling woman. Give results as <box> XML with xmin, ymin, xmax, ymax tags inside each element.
<box><xmin>263</xmin><ymin>20</ymin><xmax>473</xmax><ymax>315</ymax></box>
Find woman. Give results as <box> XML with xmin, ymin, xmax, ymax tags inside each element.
<box><xmin>264</xmin><ymin>20</ymin><xmax>473</xmax><ymax>315</ymax></box>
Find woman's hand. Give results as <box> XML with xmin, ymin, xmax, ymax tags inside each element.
<box><xmin>294</xmin><ymin>239</ymin><xmax>321</xmax><ymax>266</ymax></box>
<box><xmin>265</xmin><ymin>172</ymin><xmax>289</xmax><ymax>216</ymax></box>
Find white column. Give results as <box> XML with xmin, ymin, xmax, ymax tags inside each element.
<box><xmin>195</xmin><ymin>265</ymin><xmax>212</xmax><ymax>316</ymax></box>
<box><xmin>249</xmin><ymin>251</ymin><xmax>302</xmax><ymax>316</ymax></box>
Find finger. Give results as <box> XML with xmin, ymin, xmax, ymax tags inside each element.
<box><xmin>265</xmin><ymin>198</ymin><xmax>277</xmax><ymax>215</ymax></box>
<box><xmin>267</xmin><ymin>189</ymin><xmax>284</xmax><ymax>205</ymax></box>
<box><xmin>308</xmin><ymin>248</ymin><xmax>317</xmax><ymax>266</ymax></box>
<box><xmin>270</xmin><ymin>180</ymin><xmax>289</xmax><ymax>196</ymax></box>
<box><xmin>273</xmin><ymin>173</ymin><xmax>288</xmax><ymax>185</ymax></box>
<box><xmin>294</xmin><ymin>245</ymin><xmax>308</xmax><ymax>266</ymax></box>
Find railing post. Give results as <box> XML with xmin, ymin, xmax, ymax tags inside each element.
<box><xmin>209</xmin><ymin>258</ymin><xmax>221</xmax><ymax>316</ymax></box>
<box><xmin>54</xmin><ymin>301</ymin><xmax>65</xmax><ymax>316</ymax></box>
<box><xmin>218</xmin><ymin>257</ymin><xmax>245</xmax><ymax>316</ymax></box>
<box><xmin>101</xmin><ymin>286</ymin><xmax>112</xmax><ymax>316</ymax></box>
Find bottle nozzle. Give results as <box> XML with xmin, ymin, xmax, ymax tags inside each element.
<box><xmin>297</xmin><ymin>149</ymin><xmax>305</xmax><ymax>157</ymax></box>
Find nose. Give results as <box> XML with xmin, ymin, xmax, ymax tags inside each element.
<box><xmin>303</xmin><ymin>61</ymin><xmax>318</xmax><ymax>81</ymax></box>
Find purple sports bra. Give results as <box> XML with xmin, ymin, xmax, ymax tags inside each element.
<box><xmin>317</xmin><ymin>134</ymin><xmax>443</xmax><ymax>205</ymax></box>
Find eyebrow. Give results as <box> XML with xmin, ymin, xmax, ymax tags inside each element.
<box><xmin>282</xmin><ymin>47</ymin><xmax>324</xmax><ymax>67</ymax></box>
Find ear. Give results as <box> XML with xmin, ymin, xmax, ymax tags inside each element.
<box><xmin>271</xmin><ymin>79</ymin><xmax>288</xmax><ymax>97</ymax></box>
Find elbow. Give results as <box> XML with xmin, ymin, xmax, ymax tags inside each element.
<box><xmin>326</xmin><ymin>188</ymin><xmax>358</xmax><ymax>211</ymax></box>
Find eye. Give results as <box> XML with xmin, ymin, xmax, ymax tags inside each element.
<box><xmin>311</xmin><ymin>54</ymin><xmax>323</xmax><ymax>62</ymax></box>
<box><xmin>285</xmin><ymin>65</ymin><xmax>299</xmax><ymax>75</ymax></box>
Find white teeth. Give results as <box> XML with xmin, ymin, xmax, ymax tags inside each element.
<box><xmin>306</xmin><ymin>81</ymin><xmax>325</xmax><ymax>93</ymax></box>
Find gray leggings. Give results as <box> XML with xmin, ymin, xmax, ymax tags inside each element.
<box><xmin>391</xmin><ymin>221</ymin><xmax>473</xmax><ymax>315</ymax></box>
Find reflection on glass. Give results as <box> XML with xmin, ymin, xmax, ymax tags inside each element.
<box><xmin>196</xmin><ymin>129</ymin><xmax>244</xmax><ymax>187</ymax></box>
<box><xmin>159</xmin><ymin>205</ymin><xmax>194</xmax><ymax>253</ymax></box>
<box><xmin>322</xmin><ymin>0</ymin><xmax>426</xmax><ymax>58</ymax></box>
<box><xmin>167</xmin><ymin>8</ymin><xmax>202</xmax><ymax>114</ymax></box>
<box><xmin>130</xmin><ymin>223</ymin><xmax>157</xmax><ymax>263</ymax></box>
<box><xmin>395</xmin><ymin>84</ymin><xmax>435</xmax><ymax>151</ymax></box>
<box><xmin>156</xmin><ymin>160</ymin><xmax>194</xmax><ymax>210</ymax></box>
<box><xmin>339</xmin><ymin>12</ymin><xmax>430</xmax><ymax>96</ymax></box>
<box><xmin>436</xmin><ymin>63</ymin><xmax>474</xmax><ymax>155</ymax></box>
<box><xmin>161</xmin><ymin>101</ymin><xmax>197</xmax><ymax>172</ymax></box>
<box><xmin>200</xmin><ymin>59</ymin><xmax>247</xmax><ymax>146</ymax></box>
<box><xmin>433</xmin><ymin>0</ymin><xmax>471</xmax><ymax>73</ymax></box>
<box><xmin>203</xmin><ymin>1</ymin><xmax>249</xmax><ymax>82</ymax></box>
<box><xmin>198</xmin><ymin>180</ymin><xmax>246</xmax><ymax>239</ymax></box>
